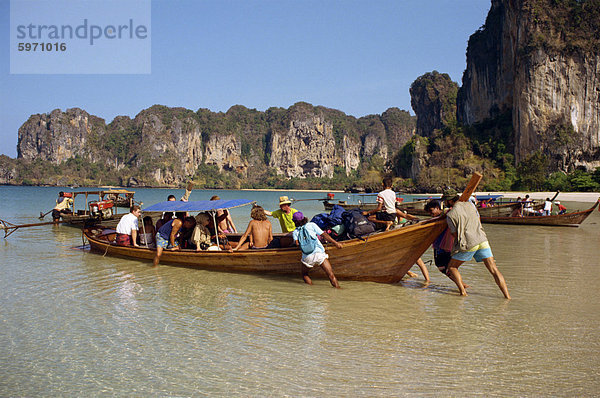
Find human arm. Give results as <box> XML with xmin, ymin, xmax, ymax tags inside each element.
<box><xmin>363</xmin><ymin>202</ymin><xmax>383</xmax><ymax>216</ymax></box>
<box><xmin>131</xmin><ymin>228</ymin><xmax>139</xmax><ymax>247</ymax></box>
<box><xmin>233</xmin><ymin>222</ymin><xmax>253</xmax><ymax>251</ymax></box>
<box><xmin>226</xmin><ymin>212</ymin><xmax>237</xmax><ymax>233</ymax></box>
<box><xmin>396</xmin><ymin>209</ymin><xmax>419</xmax><ymax>221</ymax></box>
<box><xmin>320</xmin><ymin>231</ymin><xmax>343</xmax><ymax>249</ymax></box>
<box><xmin>169</xmin><ymin>219</ymin><xmax>183</xmax><ymax>249</ymax></box>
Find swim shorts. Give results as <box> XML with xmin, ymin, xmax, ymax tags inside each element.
<box><xmin>451</xmin><ymin>241</ymin><xmax>493</xmax><ymax>262</ymax></box>
<box><xmin>301</xmin><ymin>252</ymin><xmax>329</xmax><ymax>268</ymax></box>
<box><xmin>375</xmin><ymin>212</ymin><xmax>396</xmax><ymax>222</ymax></box>
<box><xmin>155</xmin><ymin>232</ymin><xmax>175</xmax><ymax>249</ymax></box>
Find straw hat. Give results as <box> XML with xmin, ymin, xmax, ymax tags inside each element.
<box><xmin>278</xmin><ymin>196</ymin><xmax>292</xmax><ymax>206</ymax></box>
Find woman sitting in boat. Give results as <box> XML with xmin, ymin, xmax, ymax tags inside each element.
<box><xmin>139</xmin><ymin>216</ymin><xmax>156</xmax><ymax>248</ymax></box>
<box><xmin>232</xmin><ymin>206</ymin><xmax>274</xmax><ymax>251</ymax></box>
<box><xmin>190</xmin><ymin>213</ymin><xmax>212</xmax><ymax>251</ymax></box>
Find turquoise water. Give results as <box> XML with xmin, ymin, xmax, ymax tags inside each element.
<box><xmin>1</xmin><ymin>186</ymin><xmax>599</xmax><ymax>396</ymax></box>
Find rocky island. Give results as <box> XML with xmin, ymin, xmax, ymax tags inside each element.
<box><xmin>1</xmin><ymin>0</ymin><xmax>599</xmax><ymax>192</ymax></box>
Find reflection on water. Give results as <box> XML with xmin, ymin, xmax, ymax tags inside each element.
<box><xmin>0</xmin><ymin>186</ymin><xmax>599</xmax><ymax>396</ymax></box>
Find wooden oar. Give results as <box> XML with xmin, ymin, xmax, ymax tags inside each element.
<box><xmin>550</xmin><ymin>191</ymin><xmax>560</xmax><ymax>201</ymax></box>
<box><xmin>458</xmin><ymin>172</ymin><xmax>483</xmax><ymax>202</ymax></box>
<box><xmin>291</xmin><ymin>197</ymin><xmax>330</xmax><ymax>202</ymax></box>
<box><xmin>39</xmin><ymin>209</ymin><xmax>53</xmax><ymax>219</ymax></box>
<box><xmin>1</xmin><ymin>218</ymin><xmax>63</xmax><ymax>238</ymax></box>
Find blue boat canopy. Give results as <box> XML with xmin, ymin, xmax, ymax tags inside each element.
<box><xmin>144</xmin><ymin>199</ymin><xmax>255</xmax><ymax>213</ymax></box>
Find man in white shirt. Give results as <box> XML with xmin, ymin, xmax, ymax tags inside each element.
<box><xmin>363</xmin><ymin>177</ymin><xmax>397</xmax><ymax>230</ymax></box>
<box><xmin>116</xmin><ymin>205</ymin><xmax>141</xmax><ymax>246</ymax></box>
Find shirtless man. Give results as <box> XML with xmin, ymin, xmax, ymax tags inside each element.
<box><xmin>232</xmin><ymin>206</ymin><xmax>273</xmax><ymax>250</ymax></box>
<box><xmin>210</xmin><ymin>195</ymin><xmax>237</xmax><ymax>233</ymax></box>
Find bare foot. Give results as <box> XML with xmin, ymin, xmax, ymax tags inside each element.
<box><xmin>422</xmin><ymin>280</ymin><xmax>430</xmax><ymax>288</ymax></box>
<box><xmin>463</xmin><ymin>283</ymin><xmax>470</xmax><ymax>289</ymax></box>
<box><xmin>406</xmin><ymin>271</ymin><xmax>418</xmax><ymax>278</ymax></box>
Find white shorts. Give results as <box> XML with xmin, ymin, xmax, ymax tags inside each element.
<box><xmin>301</xmin><ymin>252</ymin><xmax>328</xmax><ymax>268</ymax></box>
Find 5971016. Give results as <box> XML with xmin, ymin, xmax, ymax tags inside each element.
<box><xmin>18</xmin><ymin>42</ymin><xmax>67</xmax><ymax>51</ymax></box>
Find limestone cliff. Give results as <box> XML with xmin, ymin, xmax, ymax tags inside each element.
<box><xmin>14</xmin><ymin>102</ymin><xmax>417</xmax><ymax>186</ymax></box>
<box><xmin>457</xmin><ymin>0</ymin><xmax>600</xmax><ymax>170</ymax></box>
<box><xmin>17</xmin><ymin>108</ymin><xmax>106</xmax><ymax>164</ymax></box>
<box><xmin>269</xmin><ymin>115</ymin><xmax>336</xmax><ymax>178</ymax></box>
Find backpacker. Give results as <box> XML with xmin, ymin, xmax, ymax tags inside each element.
<box><xmin>342</xmin><ymin>209</ymin><xmax>375</xmax><ymax>239</ymax></box>
<box><xmin>297</xmin><ymin>225</ymin><xmax>318</xmax><ymax>255</ymax></box>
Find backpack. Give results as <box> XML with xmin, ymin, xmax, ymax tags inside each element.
<box><xmin>343</xmin><ymin>209</ymin><xmax>375</xmax><ymax>239</ymax></box>
<box><xmin>328</xmin><ymin>205</ymin><xmax>346</xmax><ymax>227</ymax></box>
<box><xmin>310</xmin><ymin>213</ymin><xmax>329</xmax><ymax>230</ymax></box>
<box><xmin>297</xmin><ymin>225</ymin><xmax>318</xmax><ymax>255</ymax></box>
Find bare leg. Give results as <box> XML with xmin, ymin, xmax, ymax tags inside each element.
<box><xmin>447</xmin><ymin>258</ymin><xmax>467</xmax><ymax>296</ymax></box>
<box><xmin>416</xmin><ymin>257</ymin><xmax>430</xmax><ymax>283</ymax></box>
<box><xmin>320</xmin><ymin>259</ymin><xmax>340</xmax><ymax>288</ymax></box>
<box><xmin>482</xmin><ymin>257</ymin><xmax>511</xmax><ymax>299</ymax></box>
<box><xmin>301</xmin><ymin>264</ymin><xmax>313</xmax><ymax>285</ymax></box>
<box><xmin>153</xmin><ymin>246</ymin><xmax>163</xmax><ymax>266</ymax></box>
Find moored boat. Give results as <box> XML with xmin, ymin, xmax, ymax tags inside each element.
<box><xmin>480</xmin><ymin>199</ymin><xmax>599</xmax><ymax>226</ymax></box>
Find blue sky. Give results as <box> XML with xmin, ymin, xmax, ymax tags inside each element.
<box><xmin>0</xmin><ymin>0</ymin><xmax>490</xmax><ymax>157</ymax></box>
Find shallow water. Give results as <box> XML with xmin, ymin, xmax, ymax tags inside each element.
<box><xmin>1</xmin><ymin>186</ymin><xmax>599</xmax><ymax>396</ymax></box>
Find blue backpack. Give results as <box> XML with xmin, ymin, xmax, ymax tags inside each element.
<box><xmin>297</xmin><ymin>225</ymin><xmax>318</xmax><ymax>255</ymax></box>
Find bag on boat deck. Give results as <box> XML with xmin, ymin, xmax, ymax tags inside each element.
<box><xmin>342</xmin><ymin>209</ymin><xmax>375</xmax><ymax>239</ymax></box>
<box><xmin>310</xmin><ymin>213</ymin><xmax>329</xmax><ymax>230</ymax></box>
<box><xmin>297</xmin><ymin>225</ymin><xmax>318</xmax><ymax>255</ymax></box>
<box><xmin>328</xmin><ymin>205</ymin><xmax>346</xmax><ymax>227</ymax></box>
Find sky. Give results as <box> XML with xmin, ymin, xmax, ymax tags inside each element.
<box><xmin>0</xmin><ymin>0</ymin><xmax>490</xmax><ymax>157</ymax></box>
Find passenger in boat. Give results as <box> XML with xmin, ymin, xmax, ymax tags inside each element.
<box><xmin>166</xmin><ymin>181</ymin><xmax>193</xmax><ymax>202</ymax></box>
<box><xmin>543</xmin><ymin>198</ymin><xmax>552</xmax><ymax>216</ymax></box>
<box><xmin>424</xmin><ymin>200</ymin><xmax>468</xmax><ymax>290</ymax></box>
<box><xmin>265</xmin><ymin>196</ymin><xmax>299</xmax><ymax>233</ymax></box>
<box><xmin>442</xmin><ymin>189</ymin><xmax>510</xmax><ymax>299</ymax></box>
<box><xmin>510</xmin><ymin>206</ymin><xmax>522</xmax><ymax>217</ymax></box>
<box><xmin>115</xmin><ymin>205</ymin><xmax>142</xmax><ymax>247</ymax></box>
<box><xmin>232</xmin><ymin>206</ymin><xmax>273</xmax><ymax>250</ymax></box>
<box><xmin>555</xmin><ymin>201</ymin><xmax>567</xmax><ymax>214</ymax></box>
<box><xmin>155</xmin><ymin>212</ymin><xmax>173</xmax><ymax>231</ymax></box>
<box><xmin>52</xmin><ymin>191</ymin><xmax>74</xmax><ymax>224</ymax></box>
<box><xmin>292</xmin><ymin>211</ymin><xmax>342</xmax><ymax>288</ymax></box>
<box><xmin>153</xmin><ymin>213</ymin><xmax>195</xmax><ymax>266</ymax></box>
<box><xmin>139</xmin><ymin>216</ymin><xmax>156</xmax><ymax>248</ymax></box>
<box><xmin>190</xmin><ymin>213</ymin><xmax>212</xmax><ymax>251</ymax></box>
<box><xmin>210</xmin><ymin>195</ymin><xmax>237</xmax><ymax>233</ymax></box>
<box><xmin>522</xmin><ymin>194</ymin><xmax>536</xmax><ymax>215</ymax></box>
<box><xmin>363</xmin><ymin>177</ymin><xmax>397</xmax><ymax>231</ymax></box>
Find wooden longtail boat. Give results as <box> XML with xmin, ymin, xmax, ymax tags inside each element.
<box><xmin>85</xmin><ymin>218</ymin><xmax>447</xmax><ymax>283</ymax></box>
<box><xmin>84</xmin><ymin>174</ymin><xmax>483</xmax><ymax>282</ymax></box>
<box><xmin>480</xmin><ymin>199</ymin><xmax>599</xmax><ymax>227</ymax></box>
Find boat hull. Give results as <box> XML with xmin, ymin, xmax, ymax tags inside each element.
<box><xmin>480</xmin><ymin>201</ymin><xmax>598</xmax><ymax>226</ymax></box>
<box><xmin>85</xmin><ymin>218</ymin><xmax>447</xmax><ymax>283</ymax></box>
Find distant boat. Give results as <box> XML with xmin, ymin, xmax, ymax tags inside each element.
<box><xmin>480</xmin><ymin>199</ymin><xmax>599</xmax><ymax>226</ymax></box>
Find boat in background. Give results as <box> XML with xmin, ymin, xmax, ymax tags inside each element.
<box><xmin>480</xmin><ymin>199</ymin><xmax>599</xmax><ymax>226</ymax></box>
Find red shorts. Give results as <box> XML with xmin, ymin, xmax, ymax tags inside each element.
<box><xmin>116</xmin><ymin>233</ymin><xmax>132</xmax><ymax>246</ymax></box>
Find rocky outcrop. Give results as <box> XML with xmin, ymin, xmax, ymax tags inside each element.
<box><xmin>17</xmin><ymin>108</ymin><xmax>106</xmax><ymax>164</ymax></box>
<box><xmin>410</xmin><ymin>71</ymin><xmax>458</xmax><ymax>137</ymax></box>
<box><xmin>0</xmin><ymin>156</ymin><xmax>17</xmax><ymax>184</ymax></box>
<box><xmin>457</xmin><ymin>0</ymin><xmax>600</xmax><ymax>170</ymax></box>
<box><xmin>14</xmin><ymin>102</ymin><xmax>417</xmax><ymax>186</ymax></box>
<box><xmin>203</xmin><ymin>134</ymin><xmax>247</xmax><ymax>173</ymax></box>
<box><xmin>269</xmin><ymin>116</ymin><xmax>336</xmax><ymax>178</ymax></box>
